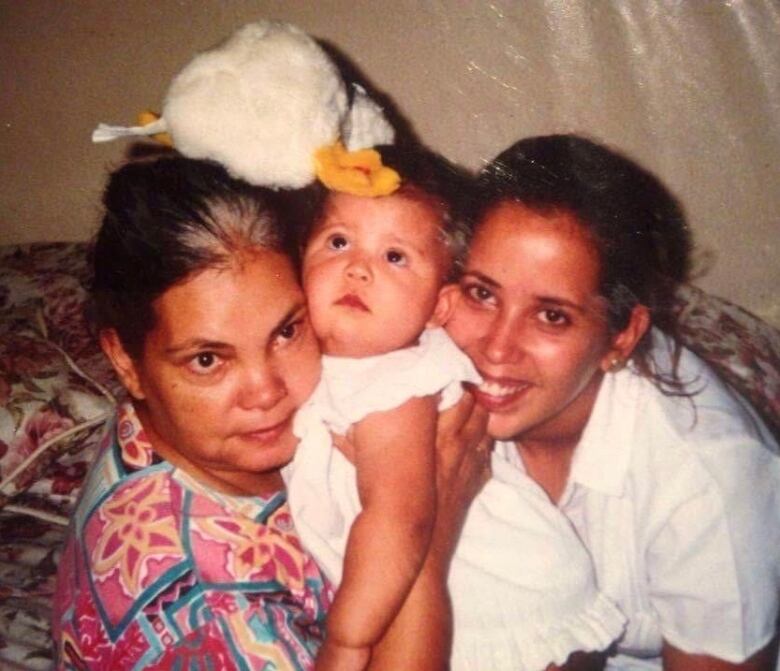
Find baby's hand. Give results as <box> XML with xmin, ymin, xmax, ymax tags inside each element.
<box><xmin>315</xmin><ymin>639</ymin><xmax>371</xmax><ymax>671</ymax></box>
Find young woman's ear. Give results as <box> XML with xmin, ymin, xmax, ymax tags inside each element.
<box><xmin>427</xmin><ymin>284</ymin><xmax>461</xmax><ymax>328</ymax></box>
<box><xmin>600</xmin><ymin>304</ymin><xmax>651</xmax><ymax>373</ymax></box>
<box><xmin>99</xmin><ymin>329</ymin><xmax>146</xmax><ymax>400</ymax></box>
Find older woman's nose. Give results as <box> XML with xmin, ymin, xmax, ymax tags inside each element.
<box><xmin>238</xmin><ymin>364</ymin><xmax>287</xmax><ymax>410</ymax></box>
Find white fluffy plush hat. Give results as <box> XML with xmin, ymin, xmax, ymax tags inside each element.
<box><xmin>93</xmin><ymin>21</ymin><xmax>397</xmax><ymax>191</ymax></box>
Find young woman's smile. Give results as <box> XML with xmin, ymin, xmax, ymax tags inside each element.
<box><xmin>446</xmin><ymin>201</ymin><xmax>620</xmax><ymax>446</ymax></box>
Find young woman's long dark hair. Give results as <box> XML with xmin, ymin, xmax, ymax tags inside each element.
<box><xmin>474</xmin><ymin>134</ymin><xmax>693</xmax><ymax>393</ymax></box>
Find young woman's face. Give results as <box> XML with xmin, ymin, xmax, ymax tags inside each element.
<box><xmin>114</xmin><ymin>249</ymin><xmax>321</xmax><ymax>494</ymax></box>
<box><xmin>303</xmin><ymin>192</ymin><xmax>452</xmax><ymax>357</ymax></box>
<box><xmin>446</xmin><ymin>201</ymin><xmax>620</xmax><ymax>445</ymax></box>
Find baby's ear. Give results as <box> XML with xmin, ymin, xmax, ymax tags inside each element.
<box><xmin>427</xmin><ymin>284</ymin><xmax>460</xmax><ymax>328</ymax></box>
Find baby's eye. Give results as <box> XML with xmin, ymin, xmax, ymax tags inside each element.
<box><xmin>538</xmin><ymin>309</ymin><xmax>570</xmax><ymax>326</ymax></box>
<box><xmin>385</xmin><ymin>249</ymin><xmax>407</xmax><ymax>266</ymax></box>
<box><xmin>188</xmin><ymin>351</ymin><xmax>222</xmax><ymax>375</ymax></box>
<box><xmin>327</xmin><ymin>234</ymin><xmax>349</xmax><ymax>250</ymax></box>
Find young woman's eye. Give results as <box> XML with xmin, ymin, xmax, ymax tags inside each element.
<box><xmin>463</xmin><ymin>282</ymin><xmax>495</xmax><ymax>305</ymax></box>
<box><xmin>539</xmin><ymin>309</ymin><xmax>570</xmax><ymax>326</ymax></box>
<box><xmin>385</xmin><ymin>249</ymin><xmax>407</xmax><ymax>266</ymax></box>
<box><xmin>188</xmin><ymin>351</ymin><xmax>222</xmax><ymax>375</ymax></box>
<box><xmin>326</xmin><ymin>234</ymin><xmax>349</xmax><ymax>250</ymax></box>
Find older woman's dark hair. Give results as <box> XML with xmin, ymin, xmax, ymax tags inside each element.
<box><xmin>476</xmin><ymin>134</ymin><xmax>693</xmax><ymax>390</ymax></box>
<box><xmin>91</xmin><ymin>155</ymin><xmax>294</xmax><ymax>358</ymax></box>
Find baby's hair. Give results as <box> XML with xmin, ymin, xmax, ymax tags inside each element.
<box><xmin>378</xmin><ymin>145</ymin><xmax>473</xmax><ymax>278</ymax></box>
<box><xmin>296</xmin><ymin>144</ymin><xmax>473</xmax><ymax>281</ymax></box>
<box><xmin>91</xmin><ymin>154</ymin><xmax>295</xmax><ymax>358</ymax></box>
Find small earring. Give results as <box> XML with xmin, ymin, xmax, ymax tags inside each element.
<box><xmin>608</xmin><ymin>357</ymin><xmax>624</xmax><ymax>372</ymax></box>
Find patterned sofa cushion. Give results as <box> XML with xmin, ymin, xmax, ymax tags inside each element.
<box><xmin>0</xmin><ymin>245</ymin><xmax>117</xmax><ymax>515</ymax></box>
<box><xmin>675</xmin><ymin>284</ymin><xmax>780</xmax><ymax>443</ymax></box>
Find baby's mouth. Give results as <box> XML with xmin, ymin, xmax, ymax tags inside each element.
<box><xmin>335</xmin><ymin>293</ymin><xmax>370</xmax><ymax>311</ymax></box>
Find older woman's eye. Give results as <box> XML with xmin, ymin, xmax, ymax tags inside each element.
<box><xmin>279</xmin><ymin>323</ymin><xmax>297</xmax><ymax>340</ymax></box>
<box><xmin>386</xmin><ymin>249</ymin><xmax>407</xmax><ymax>266</ymax></box>
<box><xmin>188</xmin><ymin>351</ymin><xmax>222</xmax><ymax>375</ymax></box>
<box><xmin>274</xmin><ymin>318</ymin><xmax>305</xmax><ymax>347</ymax></box>
<box><xmin>327</xmin><ymin>234</ymin><xmax>349</xmax><ymax>250</ymax></box>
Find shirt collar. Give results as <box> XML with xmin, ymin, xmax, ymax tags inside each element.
<box><xmin>567</xmin><ymin>367</ymin><xmax>641</xmax><ymax>497</ymax></box>
<box><xmin>114</xmin><ymin>401</ymin><xmax>281</xmax><ymax>518</ymax></box>
<box><xmin>116</xmin><ymin>401</ymin><xmax>158</xmax><ymax>470</ymax></box>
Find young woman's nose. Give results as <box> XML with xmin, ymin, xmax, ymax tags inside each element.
<box><xmin>238</xmin><ymin>363</ymin><xmax>287</xmax><ymax>411</ymax></box>
<box><xmin>483</xmin><ymin>312</ymin><xmax>523</xmax><ymax>364</ymax></box>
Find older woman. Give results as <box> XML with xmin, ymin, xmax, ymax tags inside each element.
<box><xmin>51</xmin><ymin>156</ymin><xmax>332</xmax><ymax>669</ymax></box>
<box><xmin>442</xmin><ymin>135</ymin><xmax>780</xmax><ymax>670</ymax></box>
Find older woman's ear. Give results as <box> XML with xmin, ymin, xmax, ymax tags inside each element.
<box><xmin>600</xmin><ymin>304</ymin><xmax>651</xmax><ymax>373</ymax></box>
<box><xmin>99</xmin><ymin>328</ymin><xmax>146</xmax><ymax>400</ymax></box>
<box><xmin>427</xmin><ymin>284</ymin><xmax>461</xmax><ymax>328</ymax></box>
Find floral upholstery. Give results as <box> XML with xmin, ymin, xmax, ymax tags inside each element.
<box><xmin>0</xmin><ymin>243</ymin><xmax>121</xmax><ymax>670</ymax></box>
<box><xmin>675</xmin><ymin>284</ymin><xmax>780</xmax><ymax>443</ymax></box>
<box><xmin>0</xmin><ymin>513</ymin><xmax>66</xmax><ymax>670</ymax></box>
<box><xmin>0</xmin><ymin>242</ymin><xmax>777</xmax><ymax>670</ymax></box>
<box><xmin>0</xmin><ymin>244</ymin><xmax>119</xmax><ymax>515</ymax></box>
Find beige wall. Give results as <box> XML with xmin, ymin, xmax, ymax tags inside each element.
<box><xmin>1</xmin><ymin>1</ymin><xmax>778</xmax><ymax>327</ymax></box>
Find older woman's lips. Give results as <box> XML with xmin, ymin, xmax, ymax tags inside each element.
<box><xmin>236</xmin><ymin>417</ymin><xmax>290</xmax><ymax>444</ymax></box>
<box><xmin>467</xmin><ymin>377</ymin><xmax>530</xmax><ymax>411</ymax></box>
<box><xmin>335</xmin><ymin>294</ymin><xmax>369</xmax><ymax>311</ymax></box>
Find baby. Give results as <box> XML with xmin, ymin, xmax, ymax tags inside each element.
<box><xmin>287</xmin><ymin>146</ymin><xmax>481</xmax><ymax>670</ymax></box>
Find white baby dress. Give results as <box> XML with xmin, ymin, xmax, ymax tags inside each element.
<box><xmin>287</xmin><ymin>327</ymin><xmax>481</xmax><ymax>583</ymax></box>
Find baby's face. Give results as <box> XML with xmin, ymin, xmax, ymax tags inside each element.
<box><xmin>303</xmin><ymin>192</ymin><xmax>452</xmax><ymax>357</ymax></box>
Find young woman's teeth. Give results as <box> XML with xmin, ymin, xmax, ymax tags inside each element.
<box><xmin>480</xmin><ymin>380</ymin><xmax>525</xmax><ymax>397</ymax></box>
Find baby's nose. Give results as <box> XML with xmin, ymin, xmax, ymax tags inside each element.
<box><xmin>345</xmin><ymin>258</ymin><xmax>371</xmax><ymax>282</ymax></box>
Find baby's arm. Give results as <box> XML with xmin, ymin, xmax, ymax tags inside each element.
<box><xmin>316</xmin><ymin>395</ymin><xmax>438</xmax><ymax>671</ymax></box>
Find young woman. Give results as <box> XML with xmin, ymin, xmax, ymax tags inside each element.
<box><xmin>444</xmin><ymin>134</ymin><xmax>780</xmax><ymax>670</ymax></box>
<box><xmin>52</xmin><ymin>156</ymin><xmax>332</xmax><ymax>669</ymax></box>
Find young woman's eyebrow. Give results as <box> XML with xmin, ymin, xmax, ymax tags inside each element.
<box><xmin>462</xmin><ymin>270</ymin><xmax>501</xmax><ymax>288</ymax></box>
<box><xmin>536</xmin><ymin>295</ymin><xmax>579</xmax><ymax>308</ymax></box>
<box><xmin>535</xmin><ymin>294</ymin><xmax>595</xmax><ymax>316</ymax></box>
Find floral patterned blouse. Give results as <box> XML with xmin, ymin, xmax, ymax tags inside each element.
<box><xmin>52</xmin><ymin>402</ymin><xmax>332</xmax><ymax>670</ymax></box>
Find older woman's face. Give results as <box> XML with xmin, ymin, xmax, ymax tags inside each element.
<box><xmin>119</xmin><ymin>249</ymin><xmax>321</xmax><ymax>494</ymax></box>
<box><xmin>446</xmin><ymin>201</ymin><xmax>618</xmax><ymax>445</ymax></box>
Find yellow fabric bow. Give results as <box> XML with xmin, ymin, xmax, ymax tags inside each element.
<box><xmin>314</xmin><ymin>142</ymin><xmax>400</xmax><ymax>197</ymax></box>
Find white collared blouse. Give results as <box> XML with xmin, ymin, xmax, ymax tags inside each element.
<box><xmin>499</xmin><ymin>333</ymin><xmax>780</xmax><ymax>669</ymax></box>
